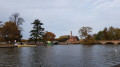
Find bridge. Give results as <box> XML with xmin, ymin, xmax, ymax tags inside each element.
<box><xmin>97</xmin><ymin>40</ymin><xmax>120</xmax><ymax>45</ymax></box>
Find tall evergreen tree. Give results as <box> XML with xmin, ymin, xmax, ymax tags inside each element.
<box><xmin>30</xmin><ymin>19</ymin><xmax>44</xmax><ymax>44</ymax></box>
<box><xmin>103</xmin><ymin>27</ymin><xmax>108</xmax><ymax>40</ymax></box>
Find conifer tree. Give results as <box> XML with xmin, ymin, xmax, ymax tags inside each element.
<box><xmin>30</xmin><ymin>19</ymin><xmax>44</xmax><ymax>44</ymax></box>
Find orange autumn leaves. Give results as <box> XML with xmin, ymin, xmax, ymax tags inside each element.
<box><xmin>0</xmin><ymin>21</ymin><xmax>21</xmax><ymax>42</ymax></box>
<box><xmin>42</xmin><ymin>32</ymin><xmax>56</xmax><ymax>41</ymax></box>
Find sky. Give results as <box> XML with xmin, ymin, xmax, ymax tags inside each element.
<box><xmin>0</xmin><ymin>0</ymin><xmax>120</xmax><ymax>39</ymax></box>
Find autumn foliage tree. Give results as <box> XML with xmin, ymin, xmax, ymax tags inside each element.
<box><xmin>94</xmin><ymin>26</ymin><xmax>120</xmax><ymax>40</ymax></box>
<box><xmin>0</xmin><ymin>22</ymin><xmax>21</xmax><ymax>42</ymax></box>
<box><xmin>42</xmin><ymin>32</ymin><xmax>56</xmax><ymax>42</ymax></box>
<box><xmin>0</xmin><ymin>12</ymin><xmax>24</xmax><ymax>43</ymax></box>
<box><xmin>9</xmin><ymin>12</ymin><xmax>24</xmax><ymax>41</ymax></box>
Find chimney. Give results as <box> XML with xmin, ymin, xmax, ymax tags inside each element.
<box><xmin>71</xmin><ymin>31</ymin><xmax>72</xmax><ymax>37</ymax></box>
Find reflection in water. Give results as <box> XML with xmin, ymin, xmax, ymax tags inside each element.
<box><xmin>0</xmin><ymin>45</ymin><xmax>120</xmax><ymax>67</ymax></box>
<box><xmin>0</xmin><ymin>48</ymin><xmax>21</xmax><ymax>67</ymax></box>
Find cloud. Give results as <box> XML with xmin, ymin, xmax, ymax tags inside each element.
<box><xmin>0</xmin><ymin>0</ymin><xmax>120</xmax><ymax>39</ymax></box>
<box><xmin>92</xmin><ymin>0</ymin><xmax>120</xmax><ymax>11</ymax></box>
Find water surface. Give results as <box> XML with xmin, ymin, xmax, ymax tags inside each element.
<box><xmin>0</xmin><ymin>44</ymin><xmax>120</xmax><ymax>67</ymax></box>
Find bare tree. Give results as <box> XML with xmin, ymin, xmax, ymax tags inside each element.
<box><xmin>9</xmin><ymin>12</ymin><xmax>24</xmax><ymax>41</ymax></box>
<box><xmin>9</xmin><ymin>12</ymin><xmax>24</xmax><ymax>26</ymax></box>
<box><xmin>78</xmin><ymin>26</ymin><xmax>92</xmax><ymax>39</ymax></box>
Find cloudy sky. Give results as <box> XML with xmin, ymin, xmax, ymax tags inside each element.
<box><xmin>0</xmin><ymin>0</ymin><xmax>120</xmax><ymax>39</ymax></box>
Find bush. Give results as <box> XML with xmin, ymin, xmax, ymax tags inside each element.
<box><xmin>81</xmin><ymin>35</ymin><xmax>96</xmax><ymax>45</ymax></box>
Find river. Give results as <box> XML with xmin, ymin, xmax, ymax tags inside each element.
<box><xmin>0</xmin><ymin>44</ymin><xmax>120</xmax><ymax>67</ymax></box>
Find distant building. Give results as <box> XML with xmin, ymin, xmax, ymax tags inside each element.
<box><xmin>68</xmin><ymin>31</ymin><xmax>79</xmax><ymax>43</ymax></box>
<box><xmin>58</xmin><ymin>31</ymin><xmax>79</xmax><ymax>43</ymax></box>
<box><xmin>59</xmin><ymin>35</ymin><xmax>70</xmax><ymax>42</ymax></box>
<box><xmin>68</xmin><ymin>36</ymin><xmax>79</xmax><ymax>42</ymax></box>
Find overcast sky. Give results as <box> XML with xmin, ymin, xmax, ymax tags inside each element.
<box><xmin>0</xmin><ymin>0</ymin><xmax>120</xmax><ymax>39</ymax></box>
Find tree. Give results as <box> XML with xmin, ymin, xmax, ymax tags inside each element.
<box><xmin>107</xmin><ymin>26</ymin><xmax>120</xmax><ymax>40</ymax></box>
<box><xmin>95</xmin><ymin>31</ymin><xmax>104</xmax><ymax>40</ymax></box>
<box><xmin>114</xmin><ymin>28</ymin><xmax>120</xmax><ymax>40</ymax></box>
<box><xmin>107</xmin><ymin>26</ymin><xmax>116</xmax><ymax>40</ymax></box>
<box><xmin>103</xmin><ymin>27</ymin><xmax>108</xmax><ymax>40</ymax></box>
<box><xmin>1</xmin><ymin>21</ymin><xmax>21</xmax><ymax>43</ymax></box>
<box><xmin>94</xmin><ymin>26</ymin><xmax>120</xmax><ymax>40</ymax></box>
<box><xmin>78</xmin><ymin>26</ymin><xmax>92</xmax><ymax>39</ymax></box>
<box><xmin>95</xmin><ymin>28</ymin><xmax>108</xmax><ymax>40</ymax></box>
<box><xmin>9</xmin><ymin>12</ymin><xmax>24</xmax><ymax>41</ymax></box>
<box><xmin>42</xmin><ymin>31</ymin><xmax>56</xmax><ymax>42</ymax></box>
<box><xmin>30</xmin><ymin>19</ymin><xmax>44</xmax><ymax>44</ymax></box>
<box><xmin>9</xmin><ymin>12</ymin><xmax>24</xmax><ymax>26</ymax></box>
<box><xmin>82</xmin><ymin>35</ymin><xmax>95</xmax><ymax>45</ymax></box>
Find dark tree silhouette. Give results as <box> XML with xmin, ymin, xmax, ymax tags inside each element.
<box><xmin>94</xmin><ymin>26</ymin><xmax>120</xmax><ymax>40</ymax></box>
<box><xmin>9</xmin><ymin>12</ymin><xmax>24</xmax><ymax>26</ymax></box>
<box><xmin>30</xmin><ymin>19</ymin><xmax>44</xmax><ymax>44</ymax></box>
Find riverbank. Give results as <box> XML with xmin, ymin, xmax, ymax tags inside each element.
<box><xmin>0</xmin><ymin>45</ymin><xmax>17</xmax><ymax>48</ymax></box>
<box><xmin>0</xmin><ymin>45</ymin><xmax>36</xmax><ymax>48</ymax></box>
<box><xmin>18</xmin><ymin>45</ymin><xmax>36</xmax><ymax>47</ymax></box>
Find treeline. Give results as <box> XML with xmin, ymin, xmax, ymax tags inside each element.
<box><xmin>79</xmin><ymin>26</ymin><xmax>120</xmax><ymax>45</ymax></box>
<box><xmin>93</xmin><ymin>27</ymin><xmax>120</xmax><ymax>40</ymax></box>
<box><xmin>0</xmin><ymin>12</ymin><xmax>24</xmax><ymax>43</ymax></box>
<box><xmin>0</xmin><ymin>13</ymin><xmax>56</xmax><ymax>44</ymax></box>
<box><xmin>1</xmin><ymin>12</ymin><xmax>119</xmax><ymax>45</ymax></box>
